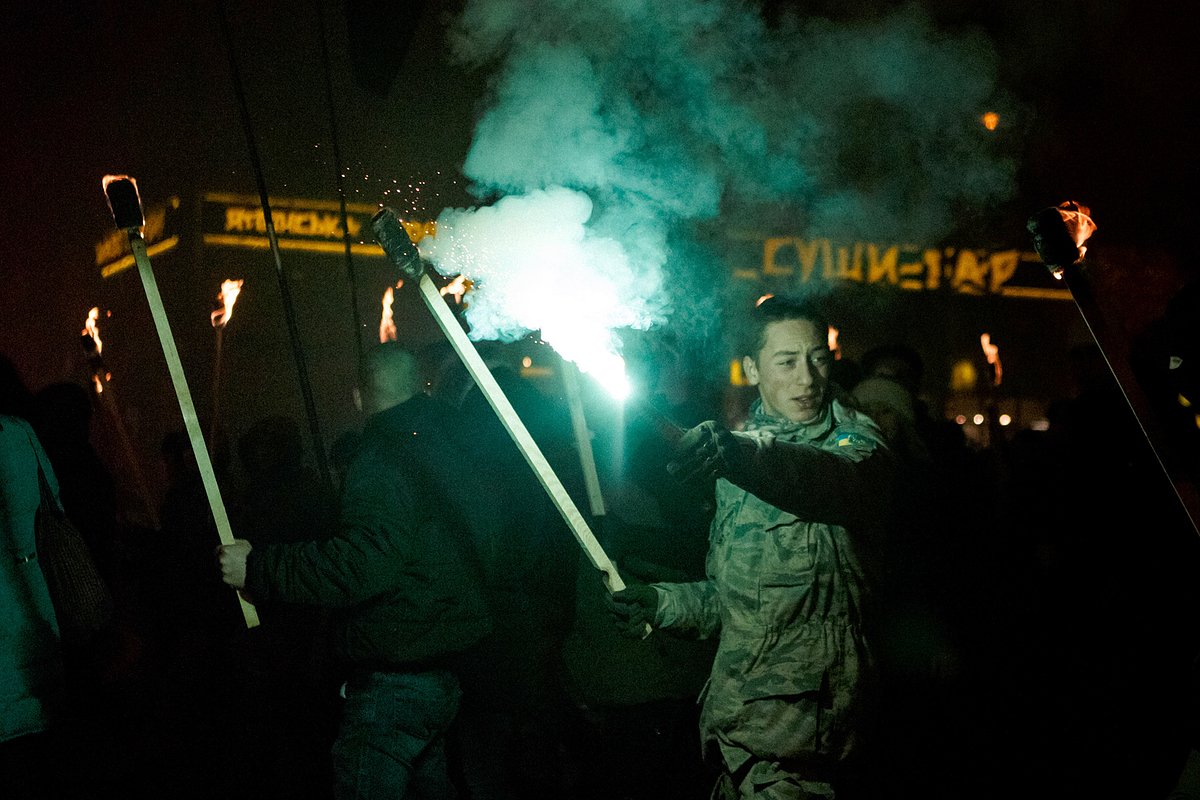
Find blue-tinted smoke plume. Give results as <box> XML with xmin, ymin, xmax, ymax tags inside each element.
<box><xmin>418</xmin><ymin>0</ymin><xmax>1014</xmax><ymax>389</ymax></box>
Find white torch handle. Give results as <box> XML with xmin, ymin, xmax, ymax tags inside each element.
<box><xmin>561</xmin><ymin>360</ymin><xmax>607</xmax><ymax>518</ymax></box>
<box><xmin>130</xmin><ymin>234</ymin><xmax>260</xmax><ymax>628</ymax></box>
<box><xmin>414</xmin><ymin>274</ymin><xmax>628</xmax><ymax>593</ymax></box>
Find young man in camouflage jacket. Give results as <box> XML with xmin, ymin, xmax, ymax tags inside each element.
<box><xmin>611</xmin><ymin>296</ymin><xmax>893</xmax><ymax>799</ymax></box>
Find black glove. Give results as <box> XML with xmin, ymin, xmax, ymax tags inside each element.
<box><xmin>605</xmin><ymin>582</ymin><xmax>658</xmax><ymax>639</ymax></box>
<box><xmin>665</xmin><ymin>420</ymin><xmax>751</xmax><ymax>484</ymax></box>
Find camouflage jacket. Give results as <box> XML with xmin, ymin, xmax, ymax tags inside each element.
<box><xmin>652</xmin><ymin>396</ymin><xmax>891</xmax><ymax>775</ymax></box>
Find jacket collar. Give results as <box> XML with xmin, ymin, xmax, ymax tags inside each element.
<box><xmin>745</xmin><ymin>384</ymin><xmax>856</xmax><ymax>442</ymax></box>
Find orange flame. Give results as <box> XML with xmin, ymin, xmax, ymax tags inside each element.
<box><xmin>83</xmin><ymin>307</ymin><xmax>103</xmax><ymax>355</ymax></box>
<box><xmin>439</xmin><ymin>274</ymin><xmax>471</xmax><ymax>304</ymax></box>
<box><xmin>828</xmin><ymin>326</ymin><xmax>841</xmax><ymax>360</ymax></box>
<box><xmin>210</xmin><ymin>279</ymin><xmax>244</xmax><ymax>328</ymax></box>
<box><xmin>83</xmin><ymin>307</ymin><xmax>106</xmax><ymax>394</ymax></box>
<box><xmin>980</xmin><ymin>332</ymin><xmax>1003</xmax><ymax>387</ymax></box>
<box><xmin>1057</xmin><ymin>201</ymin><xmax>1097</xmax><ymax>260</ymax></box>
<box><xmin>379</xmin><ymin>279</ymin><xmax>403</xmax><ymax>343</ymax></box>
<box><xmin>380</xmin><ymin>288</ymin><xmax>397</xmax><ymax>343</ymax></box>
<box><xmin>981</xmin><ymin>112</ymin><xmax>1000</xmax><ymax>131</ymax></box>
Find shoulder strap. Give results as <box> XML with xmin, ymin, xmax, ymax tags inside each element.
<box><xmin>20</xmin><ymin>422</ymin><xmax>60</xmax><ymax>513</ymax></box>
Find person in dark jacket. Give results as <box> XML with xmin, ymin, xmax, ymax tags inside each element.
<box><xmin>218</xmin><ymin>343</ymin><xmax>491</xmax><ymax>800</ymax></box>
<box><xmin>1</xmin><ymin>356</ymin><xmax>67</xmax><ymax>800</ymax></box>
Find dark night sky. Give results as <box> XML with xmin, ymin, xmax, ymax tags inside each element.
<box><xmin>0</xmin><ymin>0</ymin><xmax>480</xmax><ymax>388</ymax></box>
<box><xmin>1</xmin><ymin>0</ymin><xmax>1195</xmax><ymax>391</ymax></box>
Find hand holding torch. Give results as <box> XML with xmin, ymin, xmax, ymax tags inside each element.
<box><xmin>1028</xmin><ymin>201</ymin><xmax>1199</xmax><ymax>537</ymax></box>
<box><xmin>103</xmin><ymin>175</ymin><xmax>260</xmax><ymax>627</ymax></box>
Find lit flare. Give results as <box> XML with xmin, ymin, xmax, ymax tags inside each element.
<box><xmin>418</xmin><ymin>188</ymin><xmax>665</xmax><ymax>402</ymax></box>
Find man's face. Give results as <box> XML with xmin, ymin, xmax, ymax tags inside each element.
<box><xmin>744</xmin><ymin>318</ymin><xmax>832</xmax><ymax>423</ymax></box>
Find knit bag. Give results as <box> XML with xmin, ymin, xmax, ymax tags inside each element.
<box><xmin>32</xmin><ymin>449</ymin><xmax>115</xmax><ymax>644</ymax></box>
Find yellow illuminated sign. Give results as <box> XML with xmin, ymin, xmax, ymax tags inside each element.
<box><xmin>201</xmin><ymin>193</ymin><xmax>434</xmax><ymax>256</ymax></box>
<box><xmin>734</xmin><ymin>234</ymin><xmax>1071</xmax><ymax>300</ymax></box>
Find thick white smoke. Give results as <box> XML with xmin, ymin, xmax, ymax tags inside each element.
<box><xmin>419</xmin><ymin>187</ymin><xmax>663</xmax><ymax>397</ymax></box>
<box><xmin>420</xmin><ymin>0</ymin><xmax>1014</xmax><ymax>390</ymax></box>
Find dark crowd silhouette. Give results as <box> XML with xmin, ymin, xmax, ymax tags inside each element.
<box><xmin>3</xmin><ymin>285</ymin><xmax>1200</xmax><ymax>800</ymax></box>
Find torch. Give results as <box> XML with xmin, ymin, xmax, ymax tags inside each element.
<box><xmin>1027</xmin><ymin>201</ymin><xmax>1199</xmax><ymax>536</ymax></box>
<box><xmin>103</xmin><ymin>175</ymin><xmax>259</xmax><ymax>627</ymax></box>
<box><xmin>82</xmin><ymin>307</ymin><xmax>109</xmax><ymax>396</ymax></box>
<box><xmin>372</xmin><ymin>208</ymin><xmax>643</xmax><ymax>616</ymax></box>
<box><xmin>980</xmin><ymin>333</ymin><xmax>1002</xmax><ymax>389</ymax></box>
<box><xmin>979</xmin><ymin>332</ymin><xmax>1005</xmax><ymax>448</ymax></box>
<box><xmin>209</xmin><ymin>278</ymin><xmax>243</xmax><ymax>449</ymax></box>
<box><xmin>81</xmin><ymin>307</ymin><xmax>160</xmax><ymax>529</ymax></box>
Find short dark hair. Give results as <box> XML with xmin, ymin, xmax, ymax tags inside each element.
<box><xmin>743</xmin><ymin>295</ymin><xmax>830</xmax><ymax>358</ymax></box>
<box><xmin>861</xmin><ymin>343</ymin><xmax>924</xmax><ymax>389</ymax></box>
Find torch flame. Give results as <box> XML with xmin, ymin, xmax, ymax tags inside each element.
<box><xmin>83</xmin><ymin>307</ymin><xmax>103</xmax><ymax>355</ymax></box>
<box><xmin>82</xmin><ymin>307</ymin><xmax>106</xmax><ymax>394</ymax></box>
<box><xmin>828</xmin><ymin>326</ymin><xmax>841</xmax><ymax>360</ymax></box>
<box><xmin>439</xmin><ymin>274</ymin><xmax>471</xmax><ymax>304</ymax></box>
<box><xmin>379</xmin><ymin>279</ymin><xmax>405</xmax><ymax>343</ymax></box>
<box><xmin>210</xmin><ymin>279</ymin><xmax>244</xmax><ymax>328</ymax></box>
<box><xmin>981</xmin><ymin>111</ymin><xmax>1000</xmax><ymax>131</ymax></box>
<box><xmin>380</xmin><ymin>286</ymin><xmax>397</xmax><ymax>343</ymax></box>
<box><xmin>980</xmin><ymin>332</ymin><xmax>1003</xmax><ymax>387</ymax></box>
<box><xmin>1056</xmin><ymin>201</ymin><xmax>1097</xmax><ymax>260</ymax></box>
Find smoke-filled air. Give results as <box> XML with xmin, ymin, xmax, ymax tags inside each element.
<box><xmin>416</xmin><ymin>0</ymin><xmax>1015</xmax><ymax>395</ymax></box>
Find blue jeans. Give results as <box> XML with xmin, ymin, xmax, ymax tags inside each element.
<box><xmin>333</xmin><ymin>669</ymin><xmax>462</xmax><ymax>799</ymax></box>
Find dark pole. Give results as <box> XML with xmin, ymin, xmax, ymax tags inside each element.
<box><xmin>216</xmin><ymin>0</ymin><xmax>333</xmax><ymax>490</ymax></box>
<box><xmin>314</xmin><ymin>0</ymin><xmax>367</xmax><ymax>384</ymax></box>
